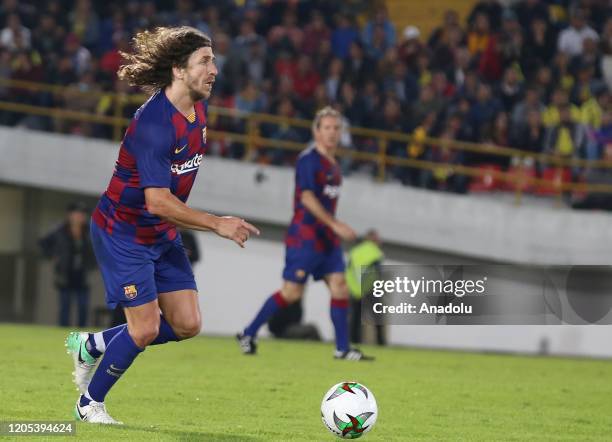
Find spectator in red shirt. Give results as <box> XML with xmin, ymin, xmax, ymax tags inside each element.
<box><xmin>99</xmin><ymin>33</ymin><xmax>129</xmax><ymax>75</ymax></box>
<box><xmin>291</xmin><ymin>54</ymin><xmax>320</xmax><ymax>100</ymax></box>
<box><xmin>301</xmin><ymin>10</ymin><xmax>330</xmax><ymax>56</ymax></box>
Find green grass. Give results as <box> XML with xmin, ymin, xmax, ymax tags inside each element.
<box><xmin>1</xmin><ymin>324</ymin><xmax>612</xmax><ymax>441</ymax></box>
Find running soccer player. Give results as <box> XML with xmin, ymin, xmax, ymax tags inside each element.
<box><xmin>237</xmin><ymin>107</ymin><xmax>373</xmax><ymax>361</ymax></box>
<box><xmin>65</xmin><ymin>27</ymin><xmax>259</xmax><ymax>424</ymax></box>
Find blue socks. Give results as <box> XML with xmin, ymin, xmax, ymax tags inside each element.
<box><xmin>153</xmin><ymin>315</ymin><xmax>180</xmax><ymax>345</ymax></box>
<box><xmin>87</xmin><ymin>315</ymin><xmax>179</xmax><ymax>357</ymax></box>
<box><xmin>244</xmin><ymin>291</ymin><xmax>287</xmax><ymax>337</ymax></box>
<box><xmin>80</xmin><ymin>315</ymin><xmax>180</xmax><ymax>405</ymax></box>
<box><xmin>87</xmin><ymin>324</ymin><xmax>125</xmax><ymax>358</ymax></box>
<box><xmin>83</xmin><ymin>326</ymin><xmax>143</xmax><ymax>404</ymax></box>
<box><xmin>331</xmin><ymin>299</ymin><xmax>350</xmax><ymax>353</ymax></box>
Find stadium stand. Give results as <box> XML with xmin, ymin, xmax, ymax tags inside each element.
<box><xmin>0</xmin><ymin>0</ymin><xmax>610</xmax><ymax>204</ymax></box>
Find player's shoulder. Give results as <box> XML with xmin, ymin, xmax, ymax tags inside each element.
<box><xmin>296</xmin><ymin>144</ymin><xmax>319</xmax><ymax>165</ymax></box>
<box><xmin>133</xmin><ymin>90</ymin><xmax>173</xmax><ymax>126</ymax></box>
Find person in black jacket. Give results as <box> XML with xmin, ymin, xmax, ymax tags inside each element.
<box><xmin>39</xmin><ymin>201</ymin><xmax>95</xmax><ymax>327</ymax></box>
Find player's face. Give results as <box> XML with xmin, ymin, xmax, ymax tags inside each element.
<box><xmin>314</xmin><ymin>116</ymin><xmax>342</xmax><ymax>150</ymax></box>
<box><xmin>184</xmin><ymin>46</ymin><xmax>217</xmax><ymax>101</ymax></box>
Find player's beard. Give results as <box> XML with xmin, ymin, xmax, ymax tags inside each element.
<box><xmin>188</xmin><ymin>84</ymin><xmax>208</xmax><ymax>102</ymax></box>
<box><xmin>186</xmin><ymin>75</ymin><xmax>210</xmax><ymax>102</ymax></box>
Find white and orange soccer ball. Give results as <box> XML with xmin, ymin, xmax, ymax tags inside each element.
<box><xmin>321</xmin><ymin>382</ymin><xmax>378</xmax><ymax>439</ymax></box>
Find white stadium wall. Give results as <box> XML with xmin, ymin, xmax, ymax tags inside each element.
<box><xmin>2</xmin><ymin>126</ymin><xmax>612</xmax><ymax>357</ymax></box>
<box><xmin>3</xmin><ymin>126</ymin><xmax>612</xmax><ymax>265</ymax></box>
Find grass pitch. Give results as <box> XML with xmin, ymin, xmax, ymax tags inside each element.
<box><xmin>1</xmin><ymin>324</ymin><xmax>612</xmax><ymax>441</ymax></box>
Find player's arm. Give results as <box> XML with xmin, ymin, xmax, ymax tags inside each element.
<box><xmin>301</xmin><ymin>190</ymin><xmax>356</xmax><ymax>241</ymax></box>
<box><xmin>132</xmin><ymin>121</ymin><xmax>258</xmax><ymax>247</ymax></box>
<box><xmin>145</xmin><ymin>187</ymin><xmax>259</xmax><ymax>248</ymax></box>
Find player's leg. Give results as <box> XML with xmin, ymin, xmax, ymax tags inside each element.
<box><xmin>67</xmin><ymin>235</ymin><xmax>194</xmax><ymax>394</ymax></box>
<box><xmin>158</xmin><ymin>289</ymin><xmax>201</xmax><ymax>339</ymax></box>
<box><xmin>67</xmin><ymin>306</ymin><xmax>185</xmax><ymax>399</ymax></box>
<box><xmin>153</xmin><ymin>233</ymin><xmax>201</xmax><ymax>340</ymax></box>
<box><xmin>69</xmin><ymin>221</ymin><xmax>165</xmax><ymax>420</ymax></box>
<box><xmin>324</xmin><ymin>272</ymin><xmax>351</xmax><ymax>354</ymax></box>
<box><xmin>324</xmin><ymin>273</ymin><xmax>374</xmax><ymax>361</ymax></box>
<box><xmin>238</xmin><ymin>246</ymin><xmax>312</xmax><ymax>353</ymax></box>
<box><xmin>241</xmin><ymin>280</ymin><xmax>304</xmax><ymax>338</ymax></box>
<box><xmin>75</xmin><ymin>299</ymin><xmax>159</xmax><ymax>424</ymax></box>
<box><xmin>311</xmin><ymin>245</ymin><xmax>349</xmax><ymax>354</ymax></box>
<box><xmin>316</xmin><ymin>247</ymin><xmax>374</xmax><ymax>360</ymax></box>
<box><xmin>70</xmin><ymin>288</ymin><xmax>196</xmax><ymax>401</ymax></box>
<box><xmin>79</xmin><ymin>308</ymin><xmax>192</xmax><ymax>356</ymax></box>
<box><xmin>82</xmin><ymin>230</ymin><xmax>197</xmax><ymax>351</ymax></box>
<box><xmin>69</xmin><ymin>308</ymin><xmax>181</xmax><ymax>364</ymax></box>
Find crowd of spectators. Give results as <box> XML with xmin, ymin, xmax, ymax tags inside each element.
<box><xmin>0</xmin><ymin>0</ymin><xmax>611</xmax><ymax>194</ymax></box>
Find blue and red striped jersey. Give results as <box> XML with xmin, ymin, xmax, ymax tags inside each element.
<box><xmin>285</xmin><ymin>146</ymin><xmax>342</xmax><ymax>252</ymax></box>
<box><xmin>93</xmin><ymin>90</ymin><xmax>208</xmax><ymax>245</ymax></box>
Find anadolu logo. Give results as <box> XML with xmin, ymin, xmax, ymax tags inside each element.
<box><xmin>171</xmin><ymin>154</ymin><xmax>204</xmax><ymax>175</ymax></box>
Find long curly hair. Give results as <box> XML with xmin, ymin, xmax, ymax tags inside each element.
<box><xmin>118</xmin><ymin>26</ymin><xmax>212</xmax><ymax>93</ymax></box>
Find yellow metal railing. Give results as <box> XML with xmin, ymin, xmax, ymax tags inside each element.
<box><xmin>2</xmin><ymin>78</ymin><xmax>612</xmax><ymax>205</ymax></box>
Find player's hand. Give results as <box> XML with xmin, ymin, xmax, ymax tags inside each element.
<box><xmin>215</xmin><ymin>216</ymin><xmax>260</xmax><ymax>248</ymax></box>
<box><xmin>331</xmin><ymin>220</ymin><xmax>357</xmax><ymax>242</ymax></box>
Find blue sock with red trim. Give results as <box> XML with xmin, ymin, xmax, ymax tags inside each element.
<box><xmin>244</xmin><ymin>291</ymin><xmax>287</xmax><ymax>337</ymax></box>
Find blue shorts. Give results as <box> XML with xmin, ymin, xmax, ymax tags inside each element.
<box><xmin>282</xmin><ymin>246</ymin><xmax>345</xmax><ymax>284</ymax></box>
<box><xmin>91</xmin><ymin>223</ymin><xmax>197</xmax><ymax>309</ymax></box>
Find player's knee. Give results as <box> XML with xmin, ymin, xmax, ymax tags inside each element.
<box><xmin>174</xmin><ymin>317</ymin><xmax>201</xmax><ymax>339</ymax></box>
<box><xmin>130</xmin><ymin>323</ymin><xmax>160</xmax><ymax>348</ymax></box>
<box><xmin>331</xmin><ymin>282</ymin><xmax>349</xmax><ymax>300</ymax></box>
<box><xmin>331</xmin><ymin>292</ymin><xmax>349</xmax><ymax>301</ymax></box>
<box><xmin>281</xmin><ymin>286</ymin><xmax>303</xmax><ymax>304</ymax></box>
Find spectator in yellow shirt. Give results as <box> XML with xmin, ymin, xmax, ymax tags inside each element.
<box><xmin>544</xmin><ymin>105</ymin><xmax>587</xmax><ymax>158</ymax></box>
<box><xmin>468</xmin><ymin>13</ymin><xmax>492</xmax><ymax>57</ymax></box>
<box><xmin>542</xmin><ymin>88</ymin><xmax>581</xmax><ymax>127</ymax></box>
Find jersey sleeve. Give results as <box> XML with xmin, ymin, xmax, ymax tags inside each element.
<box><xmin>296</xmin><ymin>154</ymin><xmax>317</xmax><ymax>192</ymax></box>
<box><xmin>130</xmin><ymin>121</ymin><xmax>174</xmax><ymax>189</ymax></box>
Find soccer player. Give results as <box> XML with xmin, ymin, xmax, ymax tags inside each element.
<box><xmin>237</xmin><ymin>107</ymin><xmax>373</xmax><ymax>361</ymax></box>
<box><xmin>65</xmin><ymin>27</ymin><xmax>259</xmax><ymax>424</ymax></box>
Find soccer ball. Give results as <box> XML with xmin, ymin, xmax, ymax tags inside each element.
<box><xmin>321</xmin><ymin>382</ymin><xmax>378</xmax><ymax>439</ymax></box>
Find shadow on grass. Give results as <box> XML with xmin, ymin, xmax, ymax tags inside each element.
<box><xmin>110</xmin><ymin>424</ymin><xmax>267</xmax><ymax>441</ymax></box>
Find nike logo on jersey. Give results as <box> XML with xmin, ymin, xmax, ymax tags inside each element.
<box><xmin>174</xmin><ymin>144</ymin><xmax>188</xmax><ymax>154</ymax></box>
<box><xmin>171</xmin><ymin>153</ymin><xmax>204</xmax><ymax>175</ymax></box>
